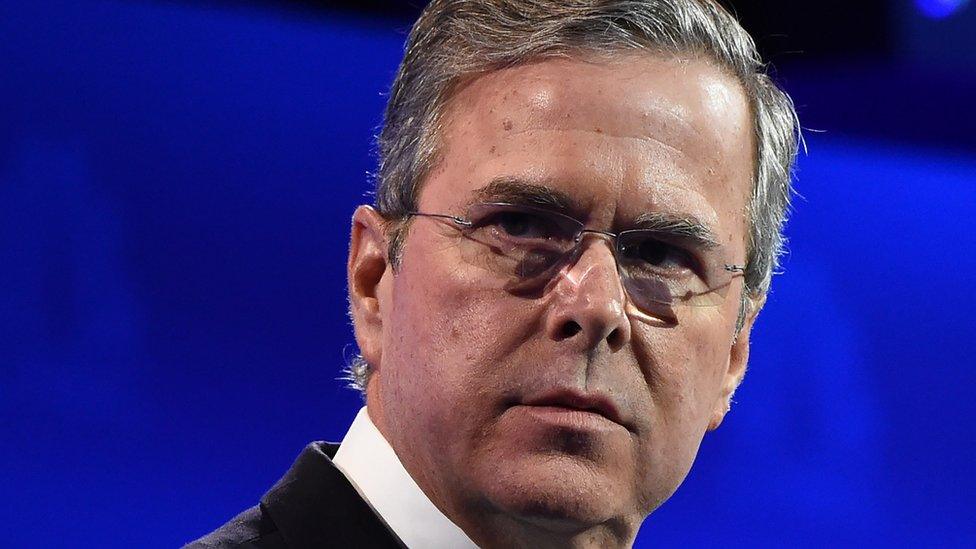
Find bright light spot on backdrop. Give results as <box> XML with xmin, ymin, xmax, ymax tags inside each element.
<box><xmin>916</xmin><ymin>0</ymin><xmax>971</xmax><ymax>19</ymax></box>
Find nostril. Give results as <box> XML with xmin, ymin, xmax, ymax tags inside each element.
<box><xmin>606</xmin><ymin>327</ymin><xmax>624</xmax><ymax>350</ymax></box>
<box><xmin>558</xmin><ymin>320</ymin><xmax>583</xmax><ymax>340</ymax></box>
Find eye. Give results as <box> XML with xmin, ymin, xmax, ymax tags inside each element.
<box><xmin>620</xmin><ymin>236</ymin><xmax>695</xmax><ymax>274</ymax></box>
<box><xmin>488</xmin><ymin>211</ymin><xmax>559</xmax><ymax>240</ymax></box>
<box><xmin>634</xmin><ymin>239</ymin><xmax>671</xmax><ymax>265</ymax></box>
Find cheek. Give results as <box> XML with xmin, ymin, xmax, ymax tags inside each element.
<box><xmin>635</xmin><ymin>314</ymin><xmax>731</xmax><ymax>422</ymax></box>
<box><xmin>391</xmin><ymin>269</ymin><xmax>496</xmax><ymax>364</ymax></box>
<box><xmin>383</xmin><ymin>241</ymin><xmax>540</xmax><ymax>414</ymax></box>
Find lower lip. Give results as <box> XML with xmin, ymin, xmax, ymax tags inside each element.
<box><xmin>515</xmin><ymin>405</ymin><xmax>624</xmax><ymax>433</ymax></box>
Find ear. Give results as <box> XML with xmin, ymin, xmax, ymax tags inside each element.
<box><xmin>707</xmin><ymin>292</ymin><xmax>766</xmax><ymax>431</ymax></box>
<box><xmin>348</xmin><ymin>205</ymin><xmax>391</xmax><ymax>371</ymax></box>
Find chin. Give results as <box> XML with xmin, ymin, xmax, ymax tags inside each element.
<box><xmin>480</xmin><ymin>452</ymin><xmax>634</xmax><ymax>528</ymax></box>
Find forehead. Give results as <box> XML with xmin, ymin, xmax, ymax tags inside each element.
<box><xmin>425</xmin><ymin>54</ymin><xmax>755</xmax><ymax>244</ymax></box>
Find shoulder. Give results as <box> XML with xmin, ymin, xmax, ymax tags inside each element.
<box><xmin>182</xmin><ymin>504</ymin><xmax>284</xmax><ymax>549</ymax></box>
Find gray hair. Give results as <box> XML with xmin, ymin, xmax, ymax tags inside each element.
<box><xmin>345</xmin><ymin>0</ymin><xmax>801</xmax><ymax>392</ymax></box>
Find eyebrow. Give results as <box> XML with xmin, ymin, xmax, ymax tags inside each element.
<box><xmin>633</xmin><ymin>211</ymin><xmax>721</xmax><ymax>250</ymax></box>
<box><xmin>470</xmin><ymin>177</ymin><xmax>721</xmax><ymax>249</ymax></box>
<box><xmin>472</xmin><ymin>177</ymin><xmax>582</xmax><ymax>216</ymax></box>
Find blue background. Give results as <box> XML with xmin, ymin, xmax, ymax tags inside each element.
<box><xmin>2</xmin><ymin>1</ymin><xmax>974</xmax><ymax>546</ymax></box>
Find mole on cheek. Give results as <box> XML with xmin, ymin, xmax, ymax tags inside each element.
<box><xmin>503</xmin><ymin>119</ymin><xmax>513</xmax><ymax>131</ymax></box>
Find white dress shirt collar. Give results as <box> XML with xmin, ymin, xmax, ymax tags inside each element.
<box><xmin>332</xmin><ymin>407</ymin><xmax>478</xmax><ymax>549</ymax></box>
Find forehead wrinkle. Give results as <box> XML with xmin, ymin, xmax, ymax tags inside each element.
<box><xmin>509</xmin><ymin>127</ymin><xmax>689</xmax><ymax>159</ymax></box>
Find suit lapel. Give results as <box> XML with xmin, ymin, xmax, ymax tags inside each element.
<box><xmin>260</xmin><ymin>442</ymin><xmax>405</xmax><ymax>548</ymax></box>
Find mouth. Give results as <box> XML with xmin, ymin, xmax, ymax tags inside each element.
<box><xmin>520</xmin><ymin>388</ymin><xmax>630</xmax><ymax>431</ymax></box>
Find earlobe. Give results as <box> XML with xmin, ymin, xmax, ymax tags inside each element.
<box><xmin>708</xmin><ymin>293</ymin><xmax>765</xmax><ymax>431</ymax></box>
<box><xmin>348</xmin><ymin>205</ymin><xmax>390</xmax><ymax>369</ymax></box>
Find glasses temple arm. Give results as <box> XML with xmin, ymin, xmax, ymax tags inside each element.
<box><xmin>406</xmin><ymin>211</ymin><xmax>473</xmax><ymax>227</ymax></box>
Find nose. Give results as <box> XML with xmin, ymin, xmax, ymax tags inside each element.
<box><xmin>545</xmin><ymin>238</ymin><xmax>632</xmax><ymax>353</ymax></box>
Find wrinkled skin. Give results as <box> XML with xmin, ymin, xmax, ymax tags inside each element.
<box><xmin>348</xmin><ymin>54</ymin><xmax>760</xmax><ymax>548</ymax></box>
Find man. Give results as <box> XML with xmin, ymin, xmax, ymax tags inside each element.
<box><xmin>188</xmin><ymin>0</ymin><xmax>799</xmax><ymax>547</ymax></box>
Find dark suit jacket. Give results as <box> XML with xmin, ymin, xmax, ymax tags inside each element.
<box><xmin>184</xmin><ymin>442</ymin><xmax>406</xmax><ymax>548</ymax></box>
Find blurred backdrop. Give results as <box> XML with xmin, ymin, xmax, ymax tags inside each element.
<box><xmin>1</xmin><ymin>1</ymin><xmax>974</xmax><ymax>546</ymax></box>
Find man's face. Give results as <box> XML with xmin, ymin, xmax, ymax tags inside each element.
<box><xmin>353</xmin><ymin>54</ymin><xmax>757</xmax><ymax>539</ymax></box>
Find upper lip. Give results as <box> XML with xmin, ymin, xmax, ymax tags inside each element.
<box><xmin>522</xmin><ymin>388</ymin><xmax>629</xmax><ymax>429</ymax></box>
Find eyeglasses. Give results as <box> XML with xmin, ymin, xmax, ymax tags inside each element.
<box><xmin>406</xmin><ymin>202</ymin><xmax>745</xmax><ymax>311</ymax></box>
